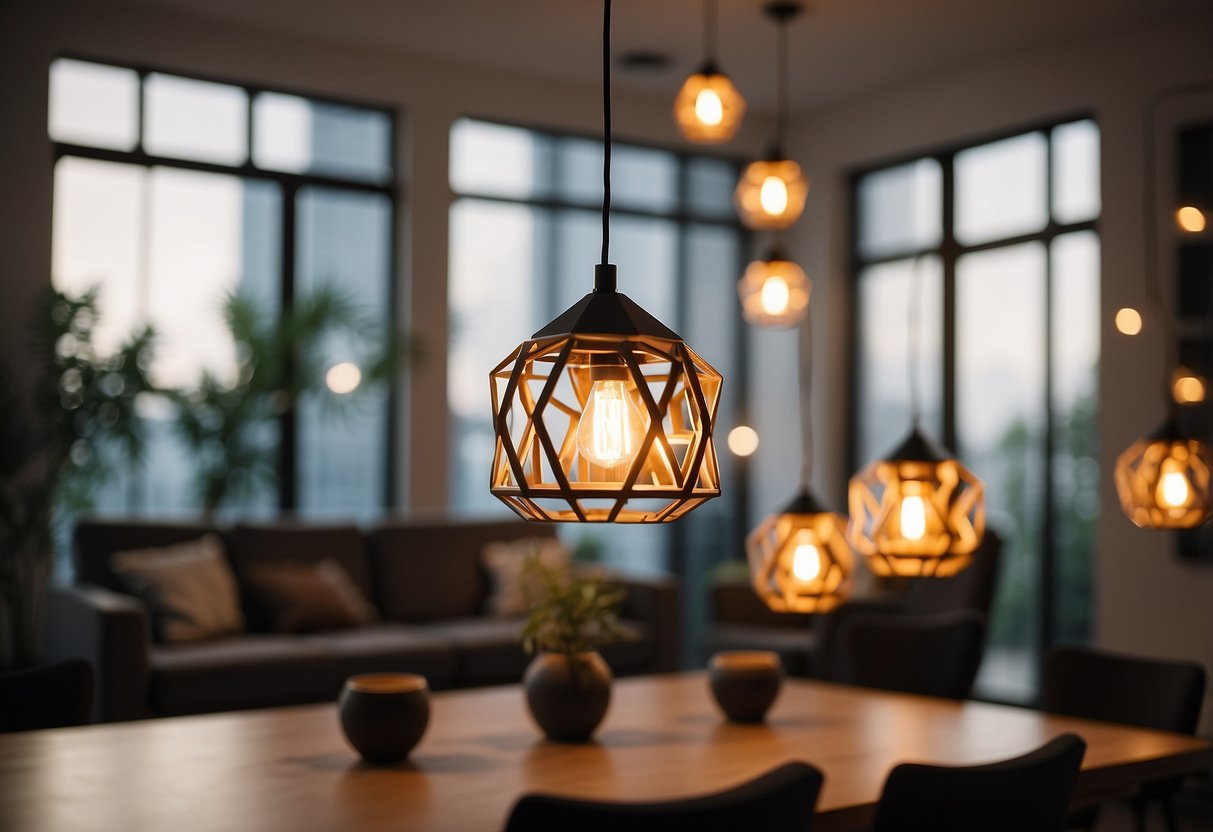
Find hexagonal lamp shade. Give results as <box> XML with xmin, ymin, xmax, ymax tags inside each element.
<box><xmin>747</xmin><ymin>489</ymin><xmax>855</xmax><ymax>613</ymax></box>
<box><xmin>737</xmin><ymin>246</ymin><xmax>810</xmax><ymax>328</ymax></box>
<box><xmin>848</xmin><ymin>427</ymin><xmax>985</xmax><ymax>577</ymax></box>
<box><xmin>1114</xmin><ymin>419</ymin><xmax>1213</xmax><ymax>529</ymax></box>
<box><xmin>490</xmin><ymin>265</ymin><xmax>722</xmax><ymax>523</ymax></box>
<box><xmin>734</xmin><ymin>158</ymin><xmax>809</xmax><ymax>231</ymax></box>
<box><xmin>673</xmin><ymin>65</ymin><xmax>746</xmax><ymax>144</ymax></box>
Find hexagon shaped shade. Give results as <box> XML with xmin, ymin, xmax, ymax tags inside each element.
<box><xmin>747</xmin><ymin>497</ymin><xmax>855</xmax><ymax>613</ymax></box>
<box><xmin>673</xmin><ymin>70</ymin><xmax>746</xmax><ymax>144</ymax></box>
<box><xmin>490</xmin><ymin>332</ymin><xmax>722</xmax><ymax>523</ymax></box>
<box><xmin>848</xmin><ymin>430</ymin><xmax>985</xmax><ymax>577</ymax></box>
<box><xmin>737</xmin><ymin>253</ymin><xmax>810</xmax><ymax>328</ymax></box>
<box><xmin>734</xmin><ymin>158</ymin><xmax>809</xmax><ymax>231</ymax></box>
<box><xmin>1115</xmin><ymin>424</ymin><xmax>1212</xmax><ymax>529</ymax></box>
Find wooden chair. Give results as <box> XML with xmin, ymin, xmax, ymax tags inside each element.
<box><xmin>504</xmin><ymin>761</ymin><xmax>823</xmax><ymax>832</ymax></box>
<box><xmin>872</xmin><ymin>733</ymin><xmax>1086</xmax><ymax>832</ymax></box>
<box><xmin>834</xmin><ymin>609</ymin><xmax>985</xmax><ymax>699</ymax></box>
<box><xmin>1041</xmin><ymin>645</ymin><xmax>1207</xmax><ymax>832</ymax></box>
<box><xmin>0</xmin><ymin>658</ymin><xmax>95</xmax><ymax>732</ymax></box>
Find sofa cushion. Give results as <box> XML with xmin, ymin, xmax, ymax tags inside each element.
<box><xmin>242</xmin><ymin>559</ymin><xmax>378</xmax><ymax>633</ymax></box>
<box><xmin>149</xmin><ymin>636</ymin><xmax>342</xmax><ymax>715</ymax></box>
<box><xmin>368</xmin><ymin>520</ymin><xmax>557</xmax><ymax>622</ymax></box>
<box><xmin>75</xmin><ymin>519</ymin><xmax>220</xmax><ymax>592</ymax></box>
<box><xmin>305</xmin><ymin>625</ymin><xmax>457</xmax><ymax>690</ymax></box>
<box><xmin>482</xmin><ymin>537</ymin><xmax>571</xmax><ymax>618</ymax></box>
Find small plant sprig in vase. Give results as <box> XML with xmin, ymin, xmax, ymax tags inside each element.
<box><xmin>520</xmin><ymin>556</ymin><xmax>624</xmax><ymax>743</ymax></box>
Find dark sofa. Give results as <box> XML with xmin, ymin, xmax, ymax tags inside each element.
<box><xmin>45</xmin><ymin>517</ymin><xmax>680</xmax><ymax>723</ymax></box>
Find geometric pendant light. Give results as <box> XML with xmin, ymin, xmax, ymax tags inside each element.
<box><xmin>734</xmin><ymin>2</ymin><xmax>809</xmax><ymax>231</ymax></box>
<box><xmin>847</xmin><ymin>258</ymin><xmax>985</xmax><ymax>576</ymax></box>
<box><xmin>748</xmin><ymin>314</ymin><xmax>854</xmax><ymax>612</ymax></box>
<box><xmin>489</xmin><ymin>0</ymin><xmax>723</xmax><ymax>524</ymax></box>
<box><xmin>673</xmin><ymin>0</ymin><xmax>746</xmax><ymax>143</ymax></box>
<box><xmin>737</xmin><ymin>243</ymin><xmax>811</xmax><ymax>328</ymax></box>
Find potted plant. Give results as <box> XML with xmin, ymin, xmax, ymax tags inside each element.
<box><xmin>520</xmin><ymin>556</ymin><xmax>624</xmax><ymax>743</ymax></box>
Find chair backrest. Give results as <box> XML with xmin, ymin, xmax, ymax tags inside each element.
<box><xmin>900</xmin><ymin>530</ymin><xmax>1003</xmax><ymax>618</ymax></box>
<box><xmin>504</xmin><ymin>761</ymin><xmax>823</xmax><ymax>832</ymax></box>
<box><xmin>838</xmin><ymin>610</ymin><xmax>985</xmax><ymax>699</ymax></box>
<box><xmin>1041</xmin><ymin>645</ymin><xmax>1207</xmax><ymax>734</ymax></box>
<box><xmin>0</xmin><ymin>659</ymin><xmax>95</xmax><ymax>732</ymax></box>
<box><xmin>872</xmin><ymin>733</ymin><xmax>1086</xmax><ymax>832</ymax></box>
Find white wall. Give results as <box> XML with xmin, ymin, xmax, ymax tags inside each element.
<box><xmin>0</xmin><ymin>0</ymin><xmax>772</xmax><ymax>514</ymax></box>
<box><xmin>785</xmin><ymin>12</ymin><xmax>1213</xmax><ymax>728</ymax></box>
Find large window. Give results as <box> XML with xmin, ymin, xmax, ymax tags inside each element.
<box><xmin>448</xmin><ymin>119</ymin><xmax>749</xmax><ymax>657</ymax></box>
<box><xmin>49</xmin><ymin>58</ymin><xmax>397</xmax><ymax>518</ymax></box>
<box><xmin>851</xmin><ymin>119</ymin><xmax>1101</xmax><ymax>703</ymax></box>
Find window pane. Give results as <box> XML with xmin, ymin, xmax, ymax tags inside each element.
<box><xmin>556</xmin><ymin>140</ymin><xmax>678</xmax><ymax>212</ymax></box>
<box><xmin>956</xmin><ymin>242</ymin><xmax>1047</xmax><ymax>704</ymax></box>
<box><xmin>748</xmin><ymin>327</ymin><xmax>801</xmax><ymax>531</ymax></box>
<box><xmin>1052</xmin><ymin>120</ymin><xmax>1100</xmax><ymax>224</ymax></box>
<box><xmin>144</xmin><ymin>73</ymin><xmax>247</xmax><ymax>165</ymax></box>
<box><xmin>857</xmin><ymin>159</ymin><xmax>942</xmax><ymax>259</ymax></box>
<box><xmin>856</xmin><ymin>257</ymin><xmax>944</xmax><ymax>467</ymax></box>
<box><xmin>448</xmin><ymin>198</ymin><xmax>546</xmax><ymax>515</ymax></box>
<box><xmin>296</xmin><ymin>187</ymin><xmax>392</xmax><ymax>517</ymax></box>
<box><xmin>1051</xmin><ymin>232</ymin><xmax>1099</xmax><ymax>645</ymax></box>
<box><xmin>955</xmin><ymin>133</ymin><xmax>1047</xmax><ymax>245</ymax></box>
<box><xmin>254</xmin><ymin>93</ymin><xmax>391</xmax><ymax>183</ymax></box>
<box><xmin>687</xmin><ymin>157</ymin><xmax>739</xmax><ymax>219</ymax></box>
<box><xmin>449</xmin><ymin>119</ymin><xmax>550</xmax><ymax>198</ymax></box>
<box><xmin>48</xmin><ymin>59</ymin><xmax>139</xmax><ymax>150</ymax></box>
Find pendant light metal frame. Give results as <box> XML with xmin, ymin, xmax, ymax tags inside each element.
<box><xmin>673</xmin><ymin>0</ymin><xmax>747</xmax><ymax>143</ymax></box>
<box><xmin>489</xmin><ymin>0</ymin><xmax>723</xmax><ymax>524</ymax></box>
<box><xmin>737</xmin><ymin>241</ymin><xmax>811</xmax><ymax>328</ymax></box>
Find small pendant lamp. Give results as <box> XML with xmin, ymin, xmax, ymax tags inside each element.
<box><xmin>748</xmin><ymin>313</ymin><xmax>854</xmax><ymax>612</ymax></box>
<box><xmin>489</xmin><ymin>0</ymin><xmax>723</xmax><ymax>524</ymax></box>
<box><xmin>737</xmin><ymin>242</ymin><xmax>810</xmax><ymax>328</ymax></box>
<box><xmin>673</xmin><ymin>0</ymin><xmax>746</xmax><ymax>144</ymax></box>
<box><xmin>1114</xmin><ymin>83</ymin><xmax>1213</xmax><ymax>530</ymax></box>
<box><xmin>847</xmin><ymin>257</ymin><xmax>985</xmax><ymax>576</ymax></box>
<box><xmin>734</xmin><ymin>2</ymin><xmax>809</xmax><ymax>231</ymax></box>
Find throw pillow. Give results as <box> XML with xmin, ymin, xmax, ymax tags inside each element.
<box><xmin>241</xmin><ymin>559</ymin><xmax>379</xmax><ymax>633</ymax></box>
<box><xmin>482</xmin><ymin>537</ymin><xmax>571</xmax><ymax>618</ymax></box>
<box><xmin>111</xmin><ymin>535</ymin><xmax>245</xmax><ymax>643</ymax></box>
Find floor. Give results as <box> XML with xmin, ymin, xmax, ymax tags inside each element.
<box><xmin>1098</xmin><ymin>789</ymin><xmax>1213</xmax><ymax>831</ymax></box>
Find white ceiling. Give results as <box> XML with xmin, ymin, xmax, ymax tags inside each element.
<box><xmin>121</xmin><ymin>0</ymin><xmax>1203</xmax><ymax>112</ymax></box>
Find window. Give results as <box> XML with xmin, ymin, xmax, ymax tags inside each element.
<box><xmin>448</xmin><ymin>119</ymin><xmax>749</xmax><ymax>658</ymax></box>
<box><xmin>50</xmin><ymin>57</ymin><xmax>397</xmax><ymax>518</ymax></box>
<box><xmin>851</xmin><ymin>119</ymin><xmax>1101</xmax><ymax>703</ymax></box>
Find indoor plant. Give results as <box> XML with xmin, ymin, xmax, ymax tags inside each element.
<box><xmin>520</xmin><ymin>556</ymin><xmax>624</xmax><ymax>742</ymax></box>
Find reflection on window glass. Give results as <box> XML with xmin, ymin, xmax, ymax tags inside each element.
<box><xmin>857</xmin><ymin>160</ymin><xmax>942</xmax><ymax>259</ymax></box>
<box><xmin>49</xmin><ymin>58</ymin><xmax>139</xmax><ymax>150</ymax></box>
<box><xmin>1052</xmin><ymin>120</ymin><xmax>1101</xmax><ymax>224</ymax></box>
<box><xmin>450</xmin><ymin>119</ymin><xmax>547</xmax><ymax>198</ymax></box>
<box><xmin>254</xmin><ymin>94</ymin><xmax>393</xmax><ymax>183</ymax></box>
<box><xmin>856</xmin><ymin>257</ymin><xmax>944</xmax><ymax>466</ymax></box>
<box><xmin>955</xmin><ymin>133</ymin><xmax>1047</xmax><ymax>245</ymax></box>
<box><xmin>957</xmin><ymin>242</ymin><xmax>1047</xmax><ymax>704</ymax></box>
<box><xmin>144</xmin><ymin>73</ymin><xmax>247</xmax><ymax>165</ymax></box>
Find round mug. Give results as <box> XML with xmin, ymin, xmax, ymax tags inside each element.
<box><xmin>338</xmin><ymin>673</ymin><xmax>430</xmax><ymax>764</ymax></box>
<box><xmin>708</xmin><ymin>650</ymin><xmax>784</xmax><ymax>723</ymax></box>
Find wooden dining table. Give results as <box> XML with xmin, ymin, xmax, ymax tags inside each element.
<box><xmin>0</xmin><ymin>672</ymin><xmax>1208</xmax><ymax>832</ymax></box>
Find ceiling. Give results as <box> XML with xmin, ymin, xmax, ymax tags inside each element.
<box><xmin>121</xmin><ymin>0</ymin><xmax>1203</xmax><ymax>112</ymax></box>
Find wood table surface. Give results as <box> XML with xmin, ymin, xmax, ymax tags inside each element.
<box><xmin>1</xmin><ymin>673</ymin><xmax>1208</xmax><ymax>832</ymax></box>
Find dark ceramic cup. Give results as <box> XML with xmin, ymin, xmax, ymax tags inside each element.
<box><xmin>338</xmin><ymin>673</ymin><xmax>430</xmax><ymax>764</ymax></box>
<box><xmin>708</xmin><ymin>651</ymin><xmax>784</xmax><ymax>723</ymax></box>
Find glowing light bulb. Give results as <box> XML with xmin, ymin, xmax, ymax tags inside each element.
<box><xmin>760</xmin><ymin>275</ymin><xmax>790</xmax><ymax>315</ymax></box>
<box><xmin>1177</xmin><ymin>206</ymin><xmax>1206</xmax><ymax>233</ymax></box>
<box><xmin>1115</xmin><ymin>307</ymin><xmax>1142</xmax><ymax>335</ymax></box>
<box><xmin>1173</xmin><ymin>374</ymin><xmax>1207</xmax><ymax>404</ymax></box>
<box><xmin>900</xmin><ymin>494</ymin><xmax>927</xmax><ymax>541</ymax></box>
<box><xmin>694</xmin><ymin>88</ymin><xmax>724</xmax><ymax>126</ymax></box>
<box><xmin>325</xmin><ymin>362</ymin><xmax>362</xmax><ymax>394</ymax></box>
<box><xmin>759</xmin><ymin>175</ymin><xmax>789</xmax><ymax>216</ymax></box>
<box><xmin>576</xmin><ymin>378</ymin><xmax>646</xmax><ymax>469</ymax></box>
<box><xmin>727</xmin><ymin>425</ymin><xmax>759</xmax><ymax>457</ymax></box>
<box><xmin>791</xmin><ymin>543</ymin><xmax>822</xmax><ymax>582</ymax></box>
<box><xmin>1159</xmin><ymin>465</ymin><xmax>1193</xmax><ymax>509</ymax></box>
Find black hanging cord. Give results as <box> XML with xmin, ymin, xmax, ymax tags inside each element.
<box><xmin>1141</xmin><ymin>80</ymin><xmax>1213</xmax><ymax>407</ymax></box>
<box><xmin>907</xmin><ymin>252</ymin><xmax>928</xmax><ymax>428</ymax></box>
<box><xmin>775</xmin><ymin>14</ymin><xmax>788</xmax><ymax>153</ymax></box>
<box><xmin>601</xmin><ymin>0</ymin><xmax>612</xmax><ymax>267</ymax></box>
<box><xmin>704</xmin><ymin>0</ymin><xmax>718</xmax><ymax>66</ymax></box>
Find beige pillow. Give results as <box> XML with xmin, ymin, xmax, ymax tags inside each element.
<box><xmin>111</xmin><ymin>535</ymin><xmax>245</xmax><ymax>643</ymax></box>
<box><xmin>241</xmin><ymin>559</ymin><xmax>379</xmax><ymax>633</ymax></box>
<box><xmin>482</xmin><ymin>537</ymin><xmax>571</xmax><ymax>618</ymax></box>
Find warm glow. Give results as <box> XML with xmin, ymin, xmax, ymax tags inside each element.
<box><xmin>899</xmin><ymin>494</ymin><xmax>927</xmax><ymax>541</ymax></box>
<box><xmin>1159</xmin><ymin>469</ymin><xmax>1192</xmax><ymax>508</ymax></box>
<box><xmin>1173</xmin><ymin>373</ymin><xmax>1207</xmax><ymax>404</ymax></box>
<box><xmin>727</xmin><ymin>425</ymin><xmax>760</xmax><ymax>457</ymax></box>
<box><xmin>760</xmin><ymin>275</ymin><xmax>791</xmax><ymax>316</ymax></box>
<box><xmin>1114</xmin><ymin>430</ymin><xmax>1213</xmax><ymax>529</ymax></box>
<box><xmin>576</xmin><ymin>378</ymin><xmax>645</xmax><ymax>469</ymax></box>
<box><xmin>759</xmin><ymin>176</ymin><xmax>789</xmax><ymax>215</ymax></box>
<box><xmin>791</xmin><ymin>543</ymin><xmax>822</xmax><ymax>582</ymax></box>
<box><xmin>325</xmin><ymin>362</ymin><xmax>362</xmax><ymax>394</ymax></box>
<box><xmin>694</xmin><ymin>88</ymin><xmax>724</xmax><ymax>126</ymax></box>
<box><xmin>1177</xmin><ymin>206</ymin><xmax>1207</xmax><ymax>233</ymax></box>
<box><xmin>1115</xmin><ymin>307</ymin><xmax>1142</xmax><ymax>336</ymax></box>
